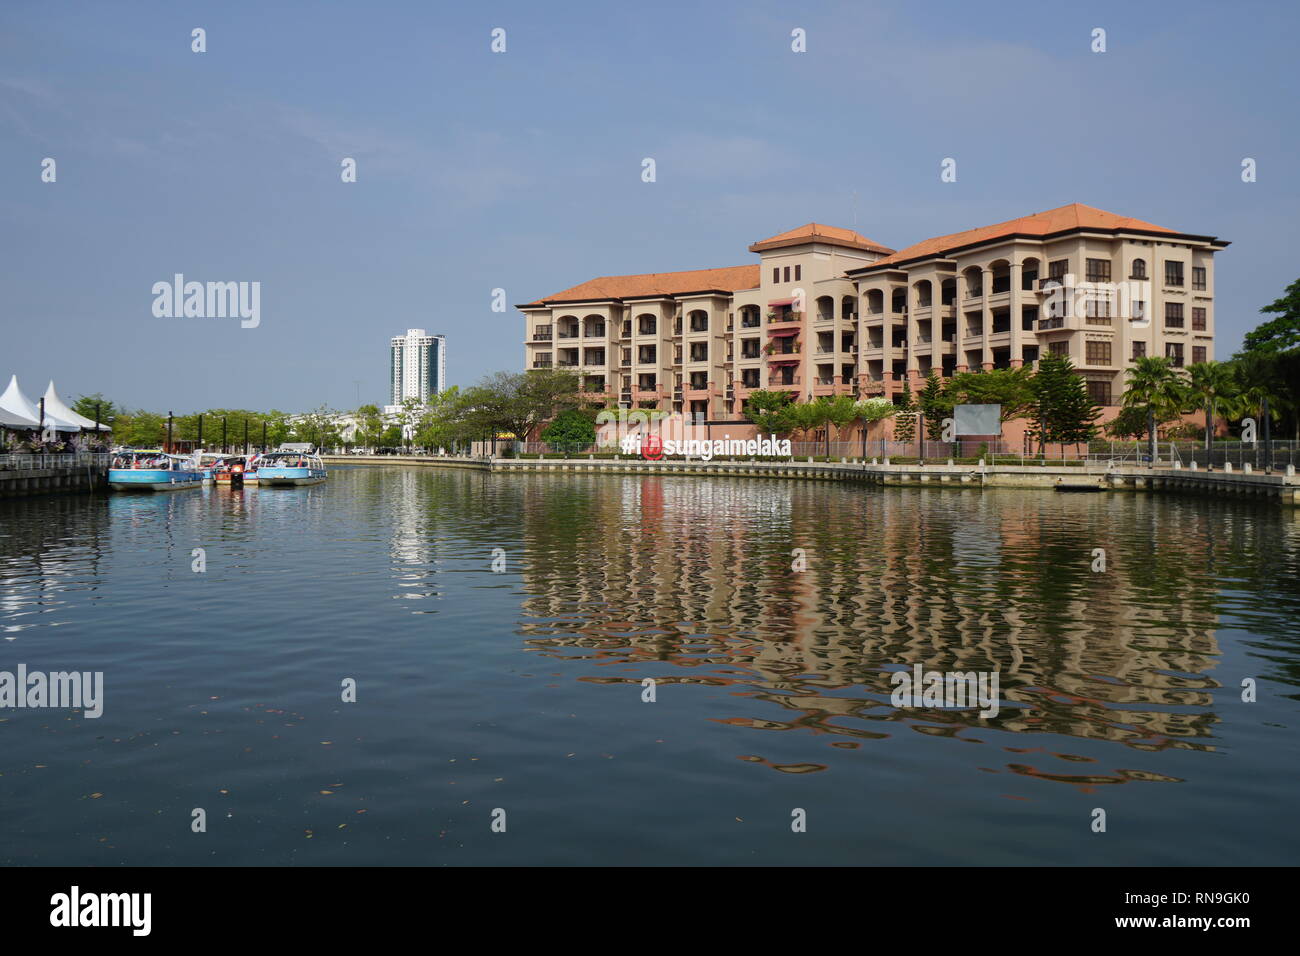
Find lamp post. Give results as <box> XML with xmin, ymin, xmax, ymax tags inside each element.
<box><xmin>197</xmin><ymin>413</ymin><xmax>204</xmax><ymax>452</ymax></box>
<box><xmin>1263</xmin><ymin>397</ymin><xmax>1272</xmax><ymax>474</ymax></box>
<box><xmin>167</xmin><ymin>411</ymin><xmax>174</xmax><ymax>453</ymax></box>
<box><xmin>1146</xmin><ymin>406</ymin><xmax>1156</xmax><ymax>465</ymax></box>
<box><xmin>261</xmin><ymin>421</ymin><xmax>267</xmax><ymax>452</ymax></box>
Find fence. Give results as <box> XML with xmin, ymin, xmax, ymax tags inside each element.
<box><xmin>1166</xmin><ymin>440</ymin><xmax>1297</xmax><ymax>472</ymax></box>
<box><xmin>0</xmin><ymin>453</ymin><xmax>112</xmax><ymax>470</ymax></box>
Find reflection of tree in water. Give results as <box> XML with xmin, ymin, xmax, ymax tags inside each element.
<box><xmin>509</xmin><ymin>477</ymin><xmax>1300</xmax><ymax>777</ymax></box>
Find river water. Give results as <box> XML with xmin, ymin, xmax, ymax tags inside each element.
<box><xmin>1</xmin><ymin>465</ymin><xmax>1297</xmax><ymax>865</ymax></box>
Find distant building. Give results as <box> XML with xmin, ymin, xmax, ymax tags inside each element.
<box><xmin>388</xmin><ymin>329</ymin><xmax>446</xmax><ymax>411</ymax></box>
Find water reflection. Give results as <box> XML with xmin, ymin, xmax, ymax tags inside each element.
<box><xmin>512</xmin><ymin>476</ymin><xmax>1300</xmax><ymax>775</ymax></box>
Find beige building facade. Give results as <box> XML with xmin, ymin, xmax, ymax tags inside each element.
<box><xmin>518</xmin><ymin>204</ymin><xmax>1228</xmax><ymax>417</ymax></box>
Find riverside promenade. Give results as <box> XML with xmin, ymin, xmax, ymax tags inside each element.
<box><xmin>324</xmin><ymin>455</ymin><xmax>1300</xmax><ymax>506</ymax></box>
<box><xmin>0</xmin><ymin>453</ymin><xmax>110</xmax><ymax>499</ymax></box>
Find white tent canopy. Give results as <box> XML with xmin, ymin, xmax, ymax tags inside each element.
<box><xmin>43</xmin><ymin>380</ymin><xmax>111</xmax><ymax>431</ymax></box>
<box><xmin>0</xmin><ymin>375</ymin><xmax>80</xmax><ymax>432</ymax></box>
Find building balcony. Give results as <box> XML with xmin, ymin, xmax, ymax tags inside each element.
<box><xmin>532</xmin><ymin>360</ymin><xmax>553</xmax><ymax>368</ymax></box>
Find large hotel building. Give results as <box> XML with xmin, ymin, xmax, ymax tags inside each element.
<box><xmin>518</xmin><ymin>203</ymin><xmax>1227</xmax><ymax>417</ymax></box>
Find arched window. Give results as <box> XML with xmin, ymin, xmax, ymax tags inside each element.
<box><xmin>1131</xmin><ymin>258</ymin><xmax>1147</xmax><ymax>279</ymax></box>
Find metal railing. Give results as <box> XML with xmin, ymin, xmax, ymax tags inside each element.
<box><xmin>0</xmin><ymin>453</ymin><xmax>113</xmax><ymax>470</ymax></box>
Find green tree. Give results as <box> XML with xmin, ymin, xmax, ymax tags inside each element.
<box><xmin>115</xmin><ymin>410</ymin><xmax>166</xmax><ymax>448</ymax></box>
<box><xmin>945</xmin><ymin>366</ymin><xmax>1036</xmax><ymax>423</ymax></box>
<box><xmin>821</xmin><ymin>394</ymin><xmax>860</xmax><ymax>455</ymax></box>
<box><xmin>466</xmin><ymin>369</ymin><xmax>582</xmax><ymax>449</ymax></box>
<box><xmin>854</xmin><ymin>396</ymin><xmax>896</xmax><ymax>456</ymax></box>
<box><xmin>540</xmin><ymin>408</ymin><xmax>597</xmax><ymax>447</ymax></box>
<box><xmin>785</xmin><ymin>400</ymin><xmax>830</xmax><ymax>448</ymax></box>
<box><xmin>918</xmin><ymin>371</ymin><xmax>952</xmax><ymax>441</ymax></box>
<box><xmin>354</xmin><ymin>403</ymin><xmax>384</xmax><ymax>450</ymax></box>
<box><xmin>1104</xmin><ymin>405</ymin><xmax>1151</xmax><ymax>439</ymax></box>
<box><xmin>1029</xmin><ymin>353</ymin><xmax>1101</xmax><ymax>453</ymax></box>
<box><xmin>1242</xmin><ymin>277</ymin><xmax>1300</xmax><ymax>354</ymax></box>
<box><xmin>72</xmin><ymin>393</ymin><xmax>119</xmax><ymax>429</ymax></box>
<box><xmin>1121</xmin><ymin>356</ymin><xmax>1188</xmax><ymax>434</ymax></box>
<box><xmin>744</xmin><ymin>389</ymin><xmax>796</xmax><ymax>436</ymax></box>
<box><xmin>1184</xmin><ymin>361</ymin><xmax>1241</xmax><ymax>456</ymax></box>
<box><xmin>1232</xmin><ymin>352</ymin><xmax>1292</xmax><ymax>437</ymax></box>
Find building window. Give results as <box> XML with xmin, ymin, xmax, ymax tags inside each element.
<box><xmin>1132</xmin><ymin>341</ymin><xmax>1146</xmax><ymax>359</ymax></box>
<box><xmin>773</xmin><ymin>268</ymin><xmax>779</xmax><ymax>283</ymax></box>
<box><xmin>1193</xmin><ymin>346</ymin><xmax>1207</xmax><ymax>364</ymax></box>
<box><xmin>1049</xmin><ymin>341</ymin><xmax>1069</xmax><ymax>356</ymax></box>
<box><xmin>1084</xmin><ymin>293</ymin><xmax>1112</xmax><ymax>324</ymax></box>
<box><xmin>1048</xmin><ymin>259</ymin><xmax>1069</xmax><ymax>280</ymax></box>
<box><xmin>1166</xmin><ymin>342</ymin><xmax>1184</xmax><ymax>367</ymax></box>
<box><xmin>1132</xmin><ymin>300</ymin><xmax>1146</xmax><ymax>321</ymax></box>
<box><xmin>1086</xmin><ymin>380</ymin><xmax>1112</xmax><ymax>405</ymax></box>
<box><xmin>1165</xmin><ymin>303</ymin><xmax>1184</xmax><ymax>328</ymax></box>
<box><xmin>1131</xmin><ymin>258</ymin><xmax>1147</xmax><ymax>279</ymax></box>
<box><xmin>1164</xmin><ymin>261</ymin><xmax>1184</xmax><ymax>286</ymax></box>
<box><xmin>1192</xmin><ymin>307</ymin><xmax>1207</xmax><ymax>331</ymax></box>
<box><xmin>1085</xmin><ymin>340</ymin><xmax>1112</xmax><ymax>365</ymax></box>
<box><xmin>1085</xmin><ymin>258</ymin><xmax>1111</xmax><ymax>283</ymax></box>
<box><xmin>783</xmin><ymin>267</ymin><xmax>791</xmax><ymax>282</ymax></box>
<box><xmin>742</xmin><ymin>368</ymin><xmax>760</xmax><ymax>388</ymax></box>
<box><xmin>1192</xmin><ymin>266</ymin><xmax>1207</xmax><ymax>291</ymax></box>
<box><xmin>794</xmin><ymin>264</ymin><xmax>801</xmax><ymax>281</ymax></box>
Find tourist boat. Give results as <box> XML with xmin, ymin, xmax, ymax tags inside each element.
<box><xmin>213</xmin><ymin>455</ymin><xmax>258</xmax><ymax>485</ymax></box>
<box><xmin>107</xmin><ymin>451</ymin><xmax>206</xmax><ymax>492</ymax></box>
<box><xmin>256</xmin><ymin>450</ymin><xmax>327</xmax><ymax>487</ymax></box>
<box><xmin>196</xmin><ymin>452</ymin><xmax>229</xmax><ymax>484</ymax></box>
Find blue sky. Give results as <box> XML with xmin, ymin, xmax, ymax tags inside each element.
<box><xmin>2</xmin><ymin>0</ymin><xmax>1297</xmax><ymax>412</ymax></box>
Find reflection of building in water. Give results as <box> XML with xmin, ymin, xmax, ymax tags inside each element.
<box><xmin>381</xmin><ymin>467</ymin><xmax>491</xmax><ymax>605</ymax></box>
<box><xmin>515</xmin><ymin>478</ymin><xmax>1226</xmax><ymax>755</ymax></box>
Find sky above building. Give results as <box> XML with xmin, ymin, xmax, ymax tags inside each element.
<box><xmin>2</xmin><ymin>0</ymin><xmax>1296</xmax><ymax>413</ymax></box>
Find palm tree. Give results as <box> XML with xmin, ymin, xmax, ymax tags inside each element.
<box><xmin>1232</xmin><ymin>353</ymin><xmax>1291</xmax><ymax>438</ymax></box>
<box><xmin>1121</xmin><ymin>356</ymin><xmax>1188</xmax><ymax>433</ymax></box>
<box><xmin>1184</xmin><ymin>361</ymin><xmax>1241</xmax><ymax>462</ymax></box>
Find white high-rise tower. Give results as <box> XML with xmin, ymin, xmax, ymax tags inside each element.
<box><xmin>388</xmin><ymin>329</ymin><xmax>446</xmax><ymax>409</ymax></box>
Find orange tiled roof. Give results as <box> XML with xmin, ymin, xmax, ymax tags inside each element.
<box><xmin>522</xmin><ymin>264</ymin><xmax>760</xmax><ymax>306</ymax></box>
<box><xmin>859</xmin><ymin>203</ymin><xmax>1180</xmax><ymax>270</ymax></box>
<box><xmin>749</xmin><ymin>222</ymin><xmax>893</xmax><ymax>254</ymax></box>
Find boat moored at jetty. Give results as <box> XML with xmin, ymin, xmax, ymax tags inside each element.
<box><xmin>213</xmin><ymin>455</ymin><xmax>258</xmax><ymax>485</ymax></box>
<box><xmin>196</xmin><ymin>452</ymin><xmax>229</xmax><ymax>484</ymax></box>
<box><xmin>256</xmin><ymin>450</ymin><xmax>327</xmax><ymax>487</ymax></box>
<box><xmin>107</xmin><ymin>451</ymin><xmax>206</xmax><ymax>492</ymax></box>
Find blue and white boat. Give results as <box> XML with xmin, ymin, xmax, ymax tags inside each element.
<box><xmin>107</xmin><ymin>451</ymin><xmax>206</xmax><ymax>492</ymax></box>
<box><xmin>256</xmin><ymin>450</ymin><xmax>327</xmax><ymax>487</ymax></box>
